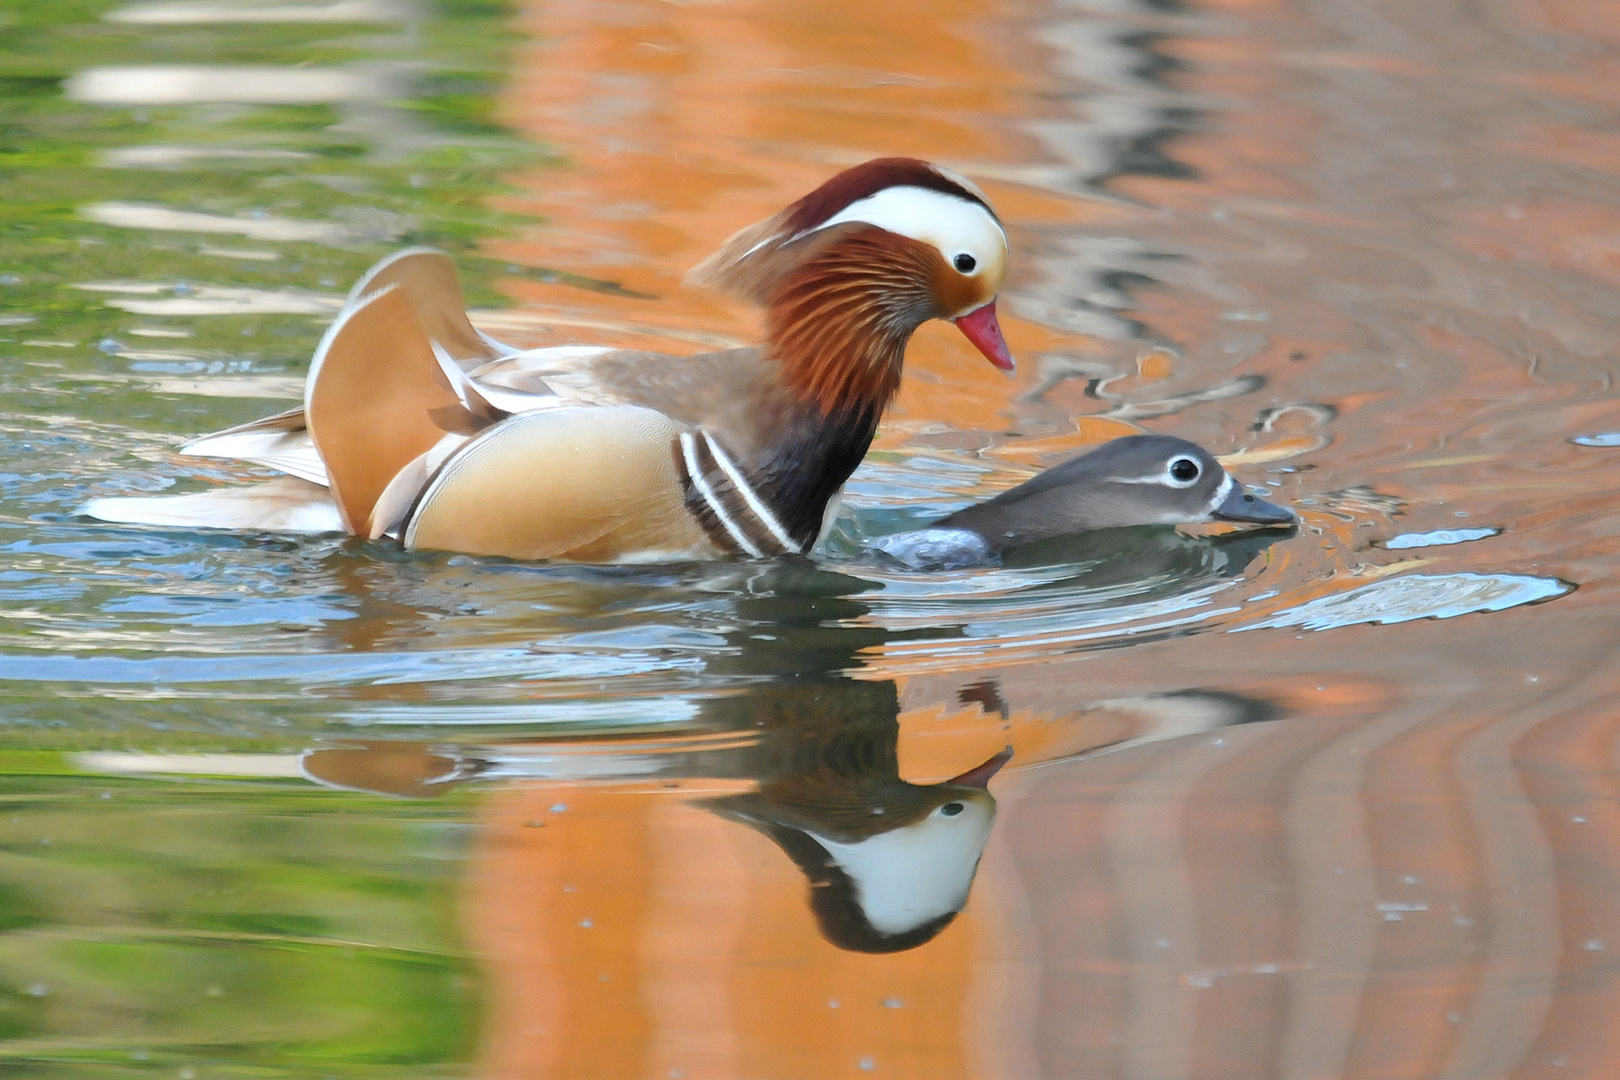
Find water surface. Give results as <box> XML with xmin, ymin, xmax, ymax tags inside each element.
<box><xmin>1</xmin><ymin>0</ymin><xmax>1618</xmax><ymax>1076</ymax></box>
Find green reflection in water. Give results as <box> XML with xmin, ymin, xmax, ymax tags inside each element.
<box><xmin>0</xmin><ymin>773</ymin><xmax>477</xmax><ymax>1077</ymax></box>
<box><xmin>0</xmin><ymin>0</ymin><xmax>558</xmax><ymax>426</ymax></box>
<box><xmin>0</xmin><ymin>0</ymin><xmax>566</xmax><ymax>1070</ymax></box>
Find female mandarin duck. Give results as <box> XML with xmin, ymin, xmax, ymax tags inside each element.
<box><xmin>869</xmin><ymin>434</ymin><xmax>1296</xmax><ymax>569</ymax></box>
<box><xmin>84</xmin><ymin>158</ymin><xmax>1015</xmax><ymax>562</ymax></box>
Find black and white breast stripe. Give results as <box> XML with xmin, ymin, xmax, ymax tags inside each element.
<box><xmin>676</xmin><ymin>430</ymin><xmax>803</xmax><ymax>558</ymax></box>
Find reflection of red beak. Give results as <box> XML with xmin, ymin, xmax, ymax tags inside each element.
<box><xmin>945</xmin><ymin>746</ymin><xmax>1013</xmax><ymax>789</ymax></box>
<box><xmin>951</xmin><ymin>300</ymin><xmax>1015</xmax><ymax>372</ymax></box>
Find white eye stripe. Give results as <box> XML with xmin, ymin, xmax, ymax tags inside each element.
<box><xmin>810</xmin><ymin>799</ymin><xmax>995</xmax><ymax>936</ymax></box>
<box><xmin>812</xmin><ymin>186</ymin><xmax>1007</xmax><ymax>268</ymax></box>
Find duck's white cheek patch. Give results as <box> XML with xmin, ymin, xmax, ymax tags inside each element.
<box><xmin>1206</xmin><ymin>473</ymin><xmax>1235</xmax><ymax>515</ymax></box>
<box><xmin>811</xmin><ymin>804</ymin><xmax>996</xmax><ymax>935</ymax></box>
<box><xmin>815</xmin><ymin>186</ymin><xmax>1007</xmax><ymax>273</ymax></box>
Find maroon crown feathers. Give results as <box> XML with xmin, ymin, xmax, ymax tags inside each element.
<box><xmin>778</xmin><ymin>158</ymin><xmax>997</xmax><ymax>237</ymax></box>
<box><xmin>687</xmin><ymin>158</ymin><xmax>994</xmax><ymax>304</ymax></box>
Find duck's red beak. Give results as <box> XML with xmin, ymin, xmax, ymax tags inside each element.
<box><xmin>951</xmin><ymin>300</ymin><xmax>1015</xmax><ymax>373</ymax></box>
<box><xmin>945</xmin><ymin>747</ymin><xmax>1013</xmax><ymax>789</ymax></box>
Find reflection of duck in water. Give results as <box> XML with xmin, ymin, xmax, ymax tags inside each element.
<box><xmin>708</xmin><ymin>753</ymin><xmax>1005</xmax><ymax>954</ymax></box>
<box><xmin>297</xmin><ymin>527</ymin><xmax>1293</xmax><ymax>955</ymax></box>
<box><xmin>300</xmin><ymin>677</ymin><xmax>1011</xmax><ymax>954</ymax></box>
<box><xmin>298</xmin><ymin>670</ymin><xmax>1285</xmax><ymax>955</ymax></box>
<box><xmin>699</xmin><ymin>679</ymin><xmax>1010</xmax><ymax>954</ymax></box>
<box><xmin>870</xmin><ymin>434</ymin><xmax>1294</xmax><ymax>569</ymax></box>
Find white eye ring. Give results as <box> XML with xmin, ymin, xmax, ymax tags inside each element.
<box><xmin>952</xmin><ymin>252</ymin><xmax>978</xmax><ymax>275</ymax></box>
<box><xmin>1166</xmin><ymin>457</ymin><xmax>1201</xmax><ymax>487</ymax></box>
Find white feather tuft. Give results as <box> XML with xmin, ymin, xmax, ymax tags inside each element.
<box><xmin>81</xmin><ymin>478</ymin><xmax>342</xmax><ymax>534</ymax></box>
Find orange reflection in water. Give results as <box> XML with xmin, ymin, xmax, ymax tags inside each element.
<box><xmin>448</xmin><ymin>0</ymin><xmax>1620</xmax><ymax>1072</ymax></box>
<box><xmin>469</xmin><ymin>786</ymin><xmax>987</xmax><ymax>1080</ymax></box>
<box><xmin>486</xmin><ymin>0</ymin><xmax>1106</xmax><ymax>442</ymax></box>
<box><xmin>467</xmin><ymin>2</ymin><xmax>1066</xmax><ymax>1069</ymax></box>
<box><xmin>450</xmin><ymin>628</ymin><xmax>1620</xmax><ymax>1079</ymax></box>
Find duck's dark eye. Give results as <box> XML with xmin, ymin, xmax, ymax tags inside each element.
<box><xmin>940</xmin><ymin>802</ymin><xmax>965</xmax><ymax>817</ymax></box>
<box><xmin>1170</xmin><ymin>458</ymin><xmax>1200</xmax><ymax>482</ymax></box>
<box><xmin>953</xmin><ymin>253</ymin><xmax>977</xmax><ymax>273</ymax></box>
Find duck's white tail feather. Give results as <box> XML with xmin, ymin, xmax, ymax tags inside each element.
<box><xmin>432</xmin><ymin>341</ymin><xmax>563</xmax><ymax>417</ymax></box>
<box><xmin>477</xmin><ymin>327</ymin><xmax>519</xmax><ymax>356</ymax></box>
<box><xmin>81</xmin><ymin>477</ymin><xmax>343</xmax><ymax>534</ymax></box>
<box><xmin>470</xmin><ymin>345</ymin><xmax>615</xmax><ymax>377</ymax></box>
<box><xmin>179</xmin><ymin>428</ymin><xmax>327</xmax><ymax>486</ymax></box>
<box><xmin>468</xmin><ymin>346</ymin><xmax>644</xmax><ymax>405</ymax></box>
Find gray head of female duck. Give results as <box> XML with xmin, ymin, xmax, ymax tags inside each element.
<box><xmin>932</xmin><ymin>434</ymin><xmax>1293</xmax><ymax>555</ymax></box>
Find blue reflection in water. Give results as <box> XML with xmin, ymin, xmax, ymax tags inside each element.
<box><xmin>1235</xmin><ymin>573</ymin><xmax>1572</xmax><ymax>632</ymax></box>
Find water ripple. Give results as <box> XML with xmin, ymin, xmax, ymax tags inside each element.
<box><xmin>1236</xmin><ymin>574</ymin><xmax>1572</xmax><ymax>633</ymax></box>
<box><xmin>1382</xmin><ymin>528</ymin><xmax>1501</xmax><ymax>551</ymax></box>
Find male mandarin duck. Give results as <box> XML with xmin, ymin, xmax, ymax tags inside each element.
<box><xmin>84</xmin><ymin>158</ymin><xmax>1015</xmax><ymax>562</ymax></box>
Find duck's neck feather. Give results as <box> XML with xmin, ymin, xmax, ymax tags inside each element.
<box><xmin>672</xmin><ymin>233</ymin><xmax>936</xmax><ymax>551</ymax></box>
<box><xmin>769</xmin><ymin>305</ymin><xmax>910</xmax><ymax>421</ymax></box>
<box><xmin>743</xmin><ymin>233</ymin><xmax>934</xmax><ymax>545</ymax></box>
<box><xmin>748</xmin><ymin>401</ymin><xmax>881</xmax><ymax>548</ymax></box>
<box><xmin>766</xmin><ymin>230</ymin><xmax>932</xmax><ymax>418</ymax></box>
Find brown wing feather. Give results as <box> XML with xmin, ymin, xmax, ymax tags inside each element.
<box><xmin>685</xmin><ymin>208</ymin><xmax>798</xmax><ymax>303</ymax></box>
<box><xmin>181</xmin><ymin>247</ymin><xmax>501</xmax><ymax>453</ymax></box>
<box><xmin>346</xmin><ymin>248</ymin><xmax>498</xmax><ymax>366</ymax></box>
<box><xmin>305</xmin><ymin>286</ymin><xmax>485</xmax><ymax>536</ymax></box>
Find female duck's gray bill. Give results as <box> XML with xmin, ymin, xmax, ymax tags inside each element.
<box><xmin>1213</xmin><ymin>485</ymin><xmax>1295</xmax><ymax>525</ymax></box>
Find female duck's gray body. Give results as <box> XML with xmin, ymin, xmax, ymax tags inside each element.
<box><xmin>871</xmin><ymin>434</ymin><xmax>1294</xmax><ymax>569</ymax></box>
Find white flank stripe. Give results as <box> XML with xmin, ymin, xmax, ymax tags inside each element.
<box><xmin>699</xmin><ymin>431</ymin><xmax>798</xmax><ymax>553</ymax></box>
<box><xmin>680</xmin><ymin>432</ymin><xmax>761</xmax><ymax>557</ymax></box>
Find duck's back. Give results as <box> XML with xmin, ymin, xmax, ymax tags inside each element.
<box><xmin>86</xmin><ymin>284</ymin><xmax>798</xmax><ymax>562</ymax></box>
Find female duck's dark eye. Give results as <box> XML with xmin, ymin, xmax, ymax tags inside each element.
<box><xmin>940</xmin><ymin>802</ymin><xmax>965</xmax><ymax>817</ymax></box>
<box><xmin>1170</xmin><ymin>458</ymin><xmax>1200</xmax><ymax>482</ymax></box>
<box><xmin>953</xmin><ymin>253</ymin><xmax>977</xmax><ymax>273</ymax></box>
